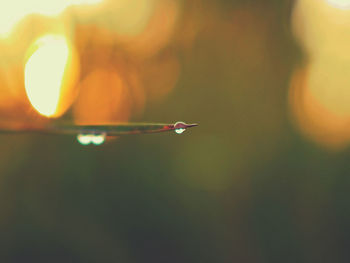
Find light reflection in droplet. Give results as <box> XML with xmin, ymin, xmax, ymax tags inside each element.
<box><xmin>77</xmin><ymin>134</ymin><xmax>93</xmax><ymax>145</ymax></box>
<box><xmin>174</xmin><ymin>121</ymin><xmax>186</xmax><ymax>134</ymax></box>
<box><xmin>91</xmin><ymin>133</ymin><xmax>106</xmax><ymax>145</ymax></box>
<box><xmin>76</xmin><ymin>133</ymin><xmax>106</xmax><ymax>145</ymax></box>
<box><xmin>175</xmin><ymin>128</ymin><xmax>185</xmax><ymax>134</ymax></box>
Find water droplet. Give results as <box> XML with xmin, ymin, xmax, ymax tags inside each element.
<box><xmin>77</xmin><ymin>134</ymin><xmax>93</xmax><ymax>145</ymax></box>
<box><xmin>77</xmin><ymin>133</ymin><xmax>106</xmax><ymax>145</ymax></box>
<box><xmin>175</xmin><ymin>128</ymin><xmax>186</xmax><ymax>134</ymax></box>
<box><xmin>174</xmin><ymin>121</ymin><xmax>186</xmax><ymax>134</ymax></box>
<box><xmin>91</xmin><ymin>133</ymin><xmax>106</xmax><ymax>145</ymax></box>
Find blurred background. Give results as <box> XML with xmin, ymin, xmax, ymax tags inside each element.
<box><xmin>1</xmin><ymin>0</ymin><xmax>350</xmax><ymax>262</ymax></box>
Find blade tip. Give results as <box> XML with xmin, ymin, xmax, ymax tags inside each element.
<box><xmin>186</xmin><ymin>123</ymin><xmax>199</xmax><ymax>128</ymax></box>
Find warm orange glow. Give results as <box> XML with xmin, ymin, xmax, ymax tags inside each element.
<box><xmin>0</xmin><ymin>0</ymin><xmax>102</xmax><ymax>37</ymax></box>
<box><xmin>73</xmin><ymin>69</ymin><xmax>131</xmax><ymax>124</ymax></box>
<box><xmin>291</xmin><ymin>0</ymin><xmax>350</xmax><ymax>149</ymax></box>
<box><xmin>306</xmin><ymin>58</ymin><xmax>350</xmax><ymax>117</ymax></box>
<box><xmin>74</xmin><ymin>0</ymin><xmax>180</xmax><ymax>58</ymax></box>
<box><xmin>122</xmin><ymin>0</ymin><xmax>180</xmax><ymax>57</ymax></box>
<box><xmin>75</xmin><ymin>0</ymin><xmax>156</xmax><ymax>37</ymax></box>
<box><xmin>0</xmin><ymin>0</ymin><xmax>184</xmax><ymax>122</ymax></box>
<box><xmin>141</xmin><ymin>53</ymin><xmax>180</xmax><ymax>101</ymax></box>
<box><xmin>24</xmin><ymin>34</ymin><xmax>79</xmax><ymax>117</ymax></box>
<box><xmin>289</xmin><ymin>67</ymin><xmax>350</xmax><ymax>149</ymax></box>
<box><xmin>293</xmin><ymin>0</ymin><xmax>350</xmax><ymax>59</ymax></box>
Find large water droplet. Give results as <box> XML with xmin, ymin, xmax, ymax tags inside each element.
<box><xmin>77</xmin><ymin>133</ymin><xmax>106</xmax><ymax>145</ymax></box>
<box><xmin>174</xmin><ymin>121</ymin><xmax>186</xmax><ymax>134</ymax></box>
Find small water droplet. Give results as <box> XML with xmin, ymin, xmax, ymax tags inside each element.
<box><xmin>91</xmin><ymin>133</ymin><xmax>106</xmax><ymax>145</ymax></box>
<box><xmin>174</xmin><ymin>121</ymin><xmax>186</xmax><ymax>134</ymax></box>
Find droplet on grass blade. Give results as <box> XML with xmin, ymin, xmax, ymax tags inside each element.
<box><xmin>91</xmin><ymin>133</ymin><xmax>106</xmax><ymax>145</ymax></box>
<box><xmin>77</xmin><ymin>134</ymin><xmax>92</xmax><ymax>145</ymax></box>
<box><xmin>0</xmin><ymin>121</ymin><xmax>198</xmax><ymax>142</ymax></box>
<box><xmin>174</xmin><ymin>121</ymin><xmax>187</xmax><ymax>134</ymax></box>
<box><xmin>77</xmin><ymin>133</ymin><xmax>106</xmax><ymax>145</ymax></box>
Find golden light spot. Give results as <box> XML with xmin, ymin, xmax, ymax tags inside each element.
<box><xmin>325</xmin><ymin>0</ymin><xmax>350</xmax><ymax>9</ymax></box>
<box><xmin>293</xmin><ymin>0</ymin><xmax>350</xmax><ymax>59</ymax></box>
<box><xmin>291</xmin><ymin>0</ymin><xmax>350</xmax><ymax>149</ymax></box>
<box><xmin>289</xmin><ymin>66</ymin><xmax>350</xmax><ymax>150</ymax></box>
<box><xmin>24</xmin><ymin>34</ymin><xmax>79</xmax><ymax>117</ymax></box>
<box><xmin>0</xmin><ymin>0</ymin><xmax>102</xmax><ymax>37</ymax></box>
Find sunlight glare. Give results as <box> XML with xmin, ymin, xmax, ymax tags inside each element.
<box><xmin>325</xmin><ymin>0</ymin><xmax>350</xmax><ymax>9</ymax></box>
<box><xmin>0</xmin><ymin>0</ymin><xmax>102</xmax><ymax>37</ymax></box>
<box><xmin>24</xmin><ymin>35</ymin><xmax>70</xmax><ymax>117</ymax></box>
<box><xmin>291</xmin><ymin>0</ymin><xmax>350</xmax><ymax>148</ymax></box>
